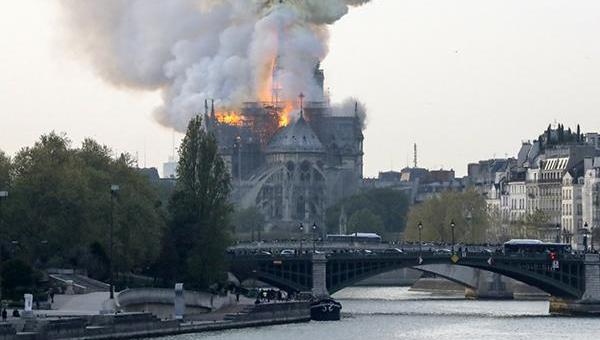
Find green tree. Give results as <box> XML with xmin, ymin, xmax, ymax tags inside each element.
<box><xmin>525</xmin><ymin>209</ymin><xmax>550</xmax><ymax>227</ymax></box>
<box><xmin>232</xmin><ymin>206</ymin><xmax>265</xmax><ymax>240</ymax></box>
<box><xmin>404</xmin><ymin>189</ymin><xmax>489</xmax><ymax>244</ymax></box>
<box><xmin>347</xmin><ymin>208</ymin><xmax>384</xmax><ymax>234</ymax></box>
<box><xmin>3</xmin><ymin>133</ymin><xmax>165</xmax><ymax>280</ymax></box>
<box><xmin>1</xmin><ymin>259</ymin><xmax>35</xmax><ymax>300</ymax></box>
<box><xmin>505</xmin><ymin>209</ymin><xmax>550</xmax><ymax>239</ymax></box>
<box><xmin>486</xmin><ymin>205</ymin><xmax>508</xmax><ymax>243</ymax></box>
<box><xmin>326</xmin><ymin>188</ymin><xmax>409</xmax><ymax>233</ymax></box>
<box><xmin>0</xmin><ymin>150</ymin><xmax>10</xmax><ymax>190</ymax></box>
<box><xmin>165</xmin><ymin>115</ymin><xmax>232</xmax><ymax>289</ymax></box>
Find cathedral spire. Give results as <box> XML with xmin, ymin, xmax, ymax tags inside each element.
<box><xmin>299</xmin><ymin>92</ymin><xmax>305</xmax><ymax>119</ymax></box>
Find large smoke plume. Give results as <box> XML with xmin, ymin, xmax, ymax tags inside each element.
<box><xmin>60</xmin><ymin>0</ymin><xmax>371</xmax><ymax>131</ymax></box>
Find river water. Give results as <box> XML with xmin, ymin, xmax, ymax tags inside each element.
<box><xmin>153</xmin><ymin>287</ymin><xmax>600</xmax><ymax>340</ymax></box>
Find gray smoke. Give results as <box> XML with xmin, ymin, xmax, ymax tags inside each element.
<box><xmin>331</xmin><ymin>98</ymin><xmax>368</xmax><ymax>129</ymax></box>
<box><xmin>59</xmin><ymin>0</ymin><xmax>371</xmax><ymax>131</ymax></box>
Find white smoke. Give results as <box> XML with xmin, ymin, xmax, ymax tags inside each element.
<box><xmin>331</xmin><ymin>98</ymin><xmax>368</xmax><ymax>128</ymax></box>
<box><xmin>59</xmin><ymin>0</ymin><xmax>371</xmax><ymax>131</ymax></box>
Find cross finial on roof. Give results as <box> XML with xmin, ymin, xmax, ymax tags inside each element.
<box><xmin>299</xmin><ymin>92</ymin><xmax>305</xmax><ymax>118</ymax></box>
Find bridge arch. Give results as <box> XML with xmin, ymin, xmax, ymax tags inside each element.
<box><xmin>412</xmin><ymin>264</ymin><xmax>478</xmax><ymax>289</ymax></box>
<box><xmin>325</xmin><ymin>256</ymin><xmax>583</xmax><ymax>298</ymax></box>
<box><xmin>229</xmin><ymin>253</ymin><xmax>584</xmax><ymax>299</ymax></box>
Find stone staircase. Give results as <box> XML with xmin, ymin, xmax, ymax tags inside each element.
<box><xmin>50</xmin><ymin>274</ymin><xmax>109</xmax><ymax>294</ymax></box>
<box><xmin>21</xmin><ymin>319</ymin><xmax>39</xmax><ymax>333</ymax></box>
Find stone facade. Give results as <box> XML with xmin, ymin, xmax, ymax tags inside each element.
<box><xmin>561</xmin><ymin>172</ymin><xmax>583</xmax><ymax>246</ymax></box>
<box><xmin>582</xmin><ymin>159</ymin><xmax>600</xmax><ymax>248</ymax></box>
<box><xmin>206</xmin><ymin>67</ymin><xmax>364</xmax><ymax>232</ymax></box>
<box><xmin>468</xmin><ymin>126</ymin><xmax>600</xmax><ymax>246</ymax></box>
<box><xmin>507</xmin><ymin>180</ymin><xmax>527</xmax><ymax>222</ymax></box>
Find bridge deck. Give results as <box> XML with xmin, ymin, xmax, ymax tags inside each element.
<box><xmin>229</xmin><ymin>249</ymin><xmax>586</xmax><ymax>299</ymax></box>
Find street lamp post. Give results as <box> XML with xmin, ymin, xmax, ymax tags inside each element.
<box><xmin>555</xmin><ymin>224</ymin><xmax>561</xmax><ymax>243</ymax></box>
<box><xmin>561</xmin><ymin>228</ymin><xmax>571</xmax><ymax>245</ymax></box>
<box><xmin>109</xmin><ymin>184</ymin><xmax>119</xmax><ymax>299</ymax></box>
<box><xmin>418</xmin><ymin>222</ymin><xmax>423</xmax><ymax>256</ymax></box>
<box><xmin>0</xmin><ymin>190</ymin><xmax>8</xmax><ymax>302</ymax></box>
<box><xmin>298</xmin><ymin>223</ymin><xmax>304</xmax><ymax>255</ymax></box>
<box><xmin>450</xmin><ymin>220</ymin><xmax>456</xmax><ymax>254</ymax></box>
<box><xmin>592</xmin><ymin>224</ymin><xmax>596</xmax><ymax>252</ymax></box>
<box><xmin>0</xmin><ymin>191</ymin><xmax>7</xmax><ymax>230</ymax></box>
<box><xmin>312</xmin><ymin>223</ymin><xmax>318</xmax><ymax>253</ymax></box>
<box><xmin>584</xmin><ymin>222</ymin><xmax>589</xmax><ymax>253</ymax></box>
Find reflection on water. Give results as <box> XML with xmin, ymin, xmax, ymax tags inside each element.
<box><xmin>152</xmin><ymin>287</ymin><xmax>600</xmax><ymax>340</ymax></box>
<box><xmin>335</xmin><ymin>287</ymin><xmax>549</xmax><ymax>317</ymax></box>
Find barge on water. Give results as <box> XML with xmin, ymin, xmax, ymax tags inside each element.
<box><xmin>310</xmin><ymin>298</ymin><xmax>342</xmax><ymax>321</ymax></box>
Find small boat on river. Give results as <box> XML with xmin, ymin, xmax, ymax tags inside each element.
<box><xmin>310</xmin><ymin>298</ymin><xmax>342</xmax><ymax>321</ymax></box>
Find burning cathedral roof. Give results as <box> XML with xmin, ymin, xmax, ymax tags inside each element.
<box><xmin>266</xmin><ymin>113</ymin><xmax>324</xmax><ymax>154</ymax></box>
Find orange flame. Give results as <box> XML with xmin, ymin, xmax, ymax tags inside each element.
<box><xmin>215</xmin><ymin>111</ymin><xmax>244</xmax><ymax>126</ymax></box>
<box><xmin>258</xmin><ymin>56</ymin><xmax>277</xmax><ymax>103</ymax></box>
<box><xmin>279</xmin><ymin>101</ymin><xmax>294</xmax><ymax>127</ymax></box>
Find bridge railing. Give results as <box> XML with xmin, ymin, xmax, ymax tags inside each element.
<box><xmin>228</xmin><ymin>247</ymin><xmax>586</xmax><ymax>261</ymax></box>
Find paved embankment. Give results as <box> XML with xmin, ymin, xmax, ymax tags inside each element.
<box><xmin>1</xmin><ymin>302</ymin><xmax>310</xmax><ymax>340</ymax></box>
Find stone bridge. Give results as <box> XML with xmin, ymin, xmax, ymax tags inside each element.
<box><xmin>228</xmin><ymin>250</ymin><xmax>600</xmax><ymax>315</ymax></box>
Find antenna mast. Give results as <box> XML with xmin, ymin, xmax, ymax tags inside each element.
<box><xmin>413</xmin><ymin>143</ymin><xmax>418</xmax><ymax>168</ymax></box>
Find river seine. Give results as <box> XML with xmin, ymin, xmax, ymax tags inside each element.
<box><xmin>152</xmin><ymin>287</ymin><xmax>600</xmax><ymax>340</ymax></box>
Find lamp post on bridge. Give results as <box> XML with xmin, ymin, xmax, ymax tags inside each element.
<box><xmin>583</xmin><ymin>222</ymin><xmax>589</xmax><ymax>253</ymax></box>
<box><xmin>109</xmin><ymin>184</ymin><xmax>119</xmax><ymax>300</ymax></box>
<box><xmin>450</xmin><ymin>220</ymin><xmax>456</xmax><ymax>254</ymax></box>
<box><xmin>418</xmin><ymin>222</ymin><xmax>423</xmax><ymax>256</ymax></box>
<box><xmin>0</xmin><ymin>190</ymin><xmax>8</xmax><ymax>302</ymax></box>
<box><xmin>298</xmin><ymin>223</ymin><xmax>304</xmax><ymax>255</ymax></box>
<box><xmin>592</xmin><ymin>224</ymin><xmax>596</xmax><ymax>252</ymax></box>
<box><xmin>0</xmin><ymin>190</ymin><xmax>7</xmax><ymax>229</ymax></box>
<box><xmin>561</xmin><ymin>227</ymin><xmax>572</xmax><ymax>245</ymax></box>
<box><xmin>312</xmin><ymin>222</ymin><xmax>318</xmax><ymax>253</ymax></box>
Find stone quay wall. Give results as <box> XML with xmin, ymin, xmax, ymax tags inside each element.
<box><xmin>1</xmin><ymin>302</ymin><xmax>310</xmax><ymax>340</ymax></box>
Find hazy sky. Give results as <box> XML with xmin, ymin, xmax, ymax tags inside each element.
<box><xmin>1</xmin><ymin>0</ymin><xmax>599</xmax><ymax>177</ymax></box>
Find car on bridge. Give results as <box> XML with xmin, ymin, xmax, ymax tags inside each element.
<box><xmin>434</xmin><ymin>248</ymin><xmax>452</xmax><ymax>255</ymax></box>
<box><xmin>384</xmin><ymin>248</ymin><xmax>404</xmax><ymax>254</ymax></box>
<box><xmin>280</xmin><ymin>249</ymin><xmax>296</xmax><ymax>256</ymax></box>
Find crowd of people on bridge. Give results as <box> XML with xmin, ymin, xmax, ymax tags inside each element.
<box><xmin>254</xmin><ymin>289</ymin><xmax>288</xmax><ymax>304</ymax></box>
